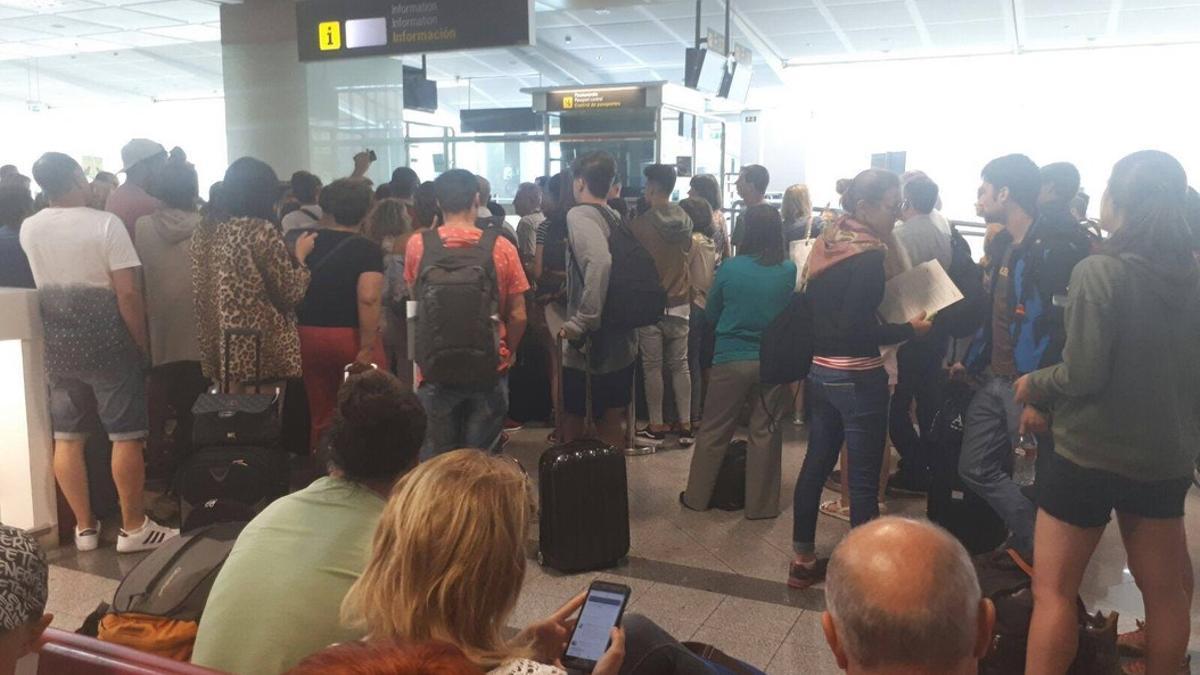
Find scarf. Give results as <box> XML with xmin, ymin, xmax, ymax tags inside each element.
<box><xmin>805</xmin><ymin>215</ymin><xmax>908</xmax><ymax>282</ymax></box>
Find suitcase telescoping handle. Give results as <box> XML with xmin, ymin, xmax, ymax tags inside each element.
<box><xmin>222</xmin><ymin>328</ymin><xmax>263</xmax><ymax>394</ymax></box>
<box><xmin>557</xmin><ymin>334</ymin><xmax>597</xmax><ymax>439</ymax></box>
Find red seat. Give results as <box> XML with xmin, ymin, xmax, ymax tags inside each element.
<box><xmin>34</xmin><ymin>628</ymin><xmax>224</xmax><ymax>674</ymax></box>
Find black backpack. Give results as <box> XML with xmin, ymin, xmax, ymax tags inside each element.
<box><xmin>759</xmin><ymin>292</ymin><xmax>814</xmax><ymax>385</ymax></box>
<box><xmin>414</xmin><ymin>228</ymin><xmax>501</xmax><ymax>388</ymax></box>
<box><xmin>935</xmin><ymin>225</ymin><xmax>988</xmax><ymax>340</ymax></box>
<box><xmin>581</xmin><ymin>204</ymin><xmax>666</xmax><ymax>330</ymax></box>
<box><xmin>536</xmin><ymin>211</ymin><xmax>569</xmax><ymax>302</ymax></box>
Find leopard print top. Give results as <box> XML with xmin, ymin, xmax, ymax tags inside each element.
<box><xmin>192</xmin><ymin>216</ymin><xmax>311</xmax><ymax>385</ymax></box>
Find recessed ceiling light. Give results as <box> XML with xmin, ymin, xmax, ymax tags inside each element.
<box><xmin>51</xmin><ymin>23</ymin><xmax>65</xmax><ymax>28</ymax></box>
<box><xmin>594</xmin><ymin>8</ymin><xmax>609</xmax><ymax>15</ymax></box>
<box><xmin>564</xmin><ymin>34</ymin><xmax>572</xmax><ymax>44</ymax></box>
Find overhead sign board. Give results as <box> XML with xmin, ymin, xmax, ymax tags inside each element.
<box><xmin>296</xmin><ymin>0</ymin><xmax>534</xmax><ymax>62</ymax></box>
<box><xmin>547</xmin><ymin>87</ymin><xmax>648</xmax><ymax>112</ymax></box>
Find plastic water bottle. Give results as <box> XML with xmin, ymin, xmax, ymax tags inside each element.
<box><xmin>1013</xmin><ymin>434</ymin><xmax>1038</xmax><ymax>487</ymax></box>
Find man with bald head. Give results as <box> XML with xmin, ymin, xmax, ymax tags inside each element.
<box><xmin>822</xmin><ymin>517</ymin><xmax>996</xmax><ymax>674</ymax></box>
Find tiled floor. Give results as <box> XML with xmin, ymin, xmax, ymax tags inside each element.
<box><xmin>44</xmin><ymin>423</ymin><xmax>1200</xmax><ymax>672</ymax></box>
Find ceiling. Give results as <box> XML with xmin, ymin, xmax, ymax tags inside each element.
<box><xmin>3</xmin><ymin>0</ymin><xmax>1200</xmax><ymax>110</ymax></box>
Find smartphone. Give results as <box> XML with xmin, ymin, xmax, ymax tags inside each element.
<box><xmin>367</xmin><ymin>149</ymin><xmax>377</xmax><ymax>162</ymax></box>
<box><xmin>561</xmin><ymin>581</ymin><xmax>631</xmax><ymax>672</ymax></box>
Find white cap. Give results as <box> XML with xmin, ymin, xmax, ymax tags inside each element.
<box><xmin>120</xmin><ymin>138</ymin><xmax>166</xmax><ymax>173</ymax></box>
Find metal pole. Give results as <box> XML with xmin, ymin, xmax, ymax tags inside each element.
<box><xmin>694</xmin><ymin>0</ymin><xmax>702</xmax><ymax>49</ymax></box>
<box><xmin>724</xmin><ymin>0</ymin><xmax>731</xmax><ymax>56</ymax></box>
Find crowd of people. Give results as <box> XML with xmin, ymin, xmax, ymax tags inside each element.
<box><xmin>0</xmin><ymin>138</ymin><xmax>1197</xmax><ymax>675</ymax></box>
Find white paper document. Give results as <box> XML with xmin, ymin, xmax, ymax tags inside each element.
<box><xmin>790</xmin><ymin>239</ymin><xmax>815</xmax><ymax>291</ymax></box>
<box><xmin>878</xmin><ymin>260</ymin><xmax>964</xmax><ymax>325</ymax></box>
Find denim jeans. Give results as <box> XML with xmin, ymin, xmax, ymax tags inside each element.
<box><xmin>637</xmin><ymin>315</ymin><xmax>691</xmax><ymax>427</ymax></box>
<box><xmin>687</xmin><ymin>304</ymin><xmax>710</xmax><ymax>424</ymax></box>
<box><xmin>416</xmin><ymin>376</ymin><xmax>508</xmax><ymax>460</ymax></box>
<box><xmin>793</xmin><ymin>365</ymin><xmax>890</xmax><ymax>553</ymax></box>
<box><xmin>958</xmin><ymin>373</ymin><xmax>1037</xmax><ymax>554</ymax></box>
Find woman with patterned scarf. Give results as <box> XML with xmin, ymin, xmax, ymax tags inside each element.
<box><xmin>787</xmin><ymin>169</ymin><xmax>932</xmax><ymax>589</ymax></box>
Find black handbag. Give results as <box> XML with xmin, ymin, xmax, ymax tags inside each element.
<box><xmin>191</xmin><ymin>329</ymin><xmax>281</xmax><ymax>447</ymax></box>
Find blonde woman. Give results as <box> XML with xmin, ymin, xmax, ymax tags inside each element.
<box><xmin>343</xmin><ymin>450</ymin><xmax>732</xmax><ymax>675</ymax></box>
<box><xmin>781</xmin><ymin>184</ymin><xmax>815</xmax><ymax>242</ymax></box>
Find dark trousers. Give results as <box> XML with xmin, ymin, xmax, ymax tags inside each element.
<box><xmin>888</xmin><ymin>337</ymin><xmax>947</xmax><ymax>477</ymax></box>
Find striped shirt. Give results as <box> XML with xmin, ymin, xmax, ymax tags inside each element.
<box><xmin>812</xmin><ymin>355</ymin><xmax>885</xmax><ymax>371</ymax></box>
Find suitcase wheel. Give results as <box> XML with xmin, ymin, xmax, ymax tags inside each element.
<box><xmin>537</xmin><ymin>550</ymin><xmax>545</xmax><ymax>566</ymax></box>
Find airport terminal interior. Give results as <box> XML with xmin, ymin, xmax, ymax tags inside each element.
<box><xmin>3</xmin><ymin>0</ymin><xmax>1200</xmax><ymax>673</ymax></box>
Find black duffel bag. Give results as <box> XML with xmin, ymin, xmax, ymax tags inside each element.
<box><xmin>192</xmin><ymin>328</ymin><xmax>281</xmax><ymax>447</ymax></box>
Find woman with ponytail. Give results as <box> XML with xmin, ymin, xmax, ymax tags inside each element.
<box><xmin>787</xmin><ymin>169</ymin><xmax>932</xmax><ymax>589</ymax></box>
<box><xmin>1016</xmin><ymin>150</ymin><xmax>1200</xmax><ymax>675</ymax></box>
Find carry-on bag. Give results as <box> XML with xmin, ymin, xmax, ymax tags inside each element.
<box><xmin>98</xmin><ymin>521</ymin><xmax>246</xmax><ymax>661</ymax></box>
<box><xmin>191</xmin><ymin>329</ymin><xmax>281</xmax><ymax>447</ymax></box>
<box><xmin>178</xmin><ymin>329</ymin><xmax>288</xmax><ymax>520</ymax></box>
<box><xmin>926</xmin><ymin>380</ymin><xmax>1007</xmax><ymax>555</ymax></box>
<box><xmin>538</xmin><ymin>337</ymin><xmax>631</xmax><ymax>573</ymax></box>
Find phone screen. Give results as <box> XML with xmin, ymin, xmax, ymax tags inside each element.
<box><xmin>564</xmin><ymin>587</ymin><xmax>628</xmax><ymax>664</ymax></box>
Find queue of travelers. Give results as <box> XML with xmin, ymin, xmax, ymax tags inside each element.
<box><xmin>0</xmin><ymin>139</ymin><xmax>1196</xmax><ymax>675</ymax></box>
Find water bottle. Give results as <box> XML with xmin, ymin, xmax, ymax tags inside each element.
<box><xmin>1013</xmin><ymin>433</ymin><xmax>1038</xmax><ymax>487</ymax></box>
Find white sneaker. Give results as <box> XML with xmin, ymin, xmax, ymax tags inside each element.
<box><xmin>75</xmin><ymin>522</ymin><xmax>101</xmax><ymax>552</ymax></box>
<box><xmin>116</xmin><ymin>517</ymin><xmax>178</xmax><ymax>554</ymax></box>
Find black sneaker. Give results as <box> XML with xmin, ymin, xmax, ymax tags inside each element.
<box><xmin>886</xmin><ymin>470</ymin><xmax>931</xmax><ymax>497</ymax></box>
<box><xmin>635</xmin><ymin>428</ymin><xmax>669</xmax><ymax>445</ymax></box>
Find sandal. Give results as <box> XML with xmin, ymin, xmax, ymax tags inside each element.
<box><xmin>819</xmin><ymin>499</ymin><xmax>851</xmax><ymax>522</ymax></box>
<box><xmin>787</xmin><ymin>558</ymin><xmax>829</xmax><ymax>590</ymax></box>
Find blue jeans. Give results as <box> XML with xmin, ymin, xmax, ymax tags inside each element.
<box><xmin>958</xmin><ymin>374</ymin><xmax>1037</xmax><ymax>554</ymax></box>
<box><xmin>793</xmin><ymin>365</ymin><xmax>890</xmax><ymax>554</ymax></box>
<box><xmin>416</xmin><ymin>377</ymin><xmax>508</xmax><ymax>460</ymax></box>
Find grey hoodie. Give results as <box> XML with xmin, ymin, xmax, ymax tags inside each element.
<box><xmin>135</xmin><ymin>208</ymin><xmax>202</xmax><ymax>365</ymax></box>
<box><xmin>630</xmin><ymin>203</ymin><xmax>693</xmax><ymax>308</ymax></box>
<box><xmin>1027</xmin><ymin>253</ymin><xmax>1200</xmax><ymax>480</ymax></box>
<box><xmin>562</xmin><ymin>203</ymin><xmax>637</xmax><ymax>374</ymax></box>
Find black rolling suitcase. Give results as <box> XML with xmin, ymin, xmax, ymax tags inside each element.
<box><xmin>926</xmin><ymin>380</ymin><xmax>1007</xmax><ymax>554</ymax></box>
<box><xmin>538</xmin><ymin>338</ymin><xmax>630</xmax><ymax>573</ymax></box>
<box><xmin>177</xmin><ymin>329</ymin><xmax>289</xmax><ymax>522</ymax></box>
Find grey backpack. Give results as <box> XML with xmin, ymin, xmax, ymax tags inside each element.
<box><xmin>414</xmin><ymin>228</ymin><xmax>501</xmax><ymax>389</ymax></box>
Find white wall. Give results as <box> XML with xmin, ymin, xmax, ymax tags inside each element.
<box><xmin>0</xmin><ymin>97</ymin><xmax>228</xmax><ymax>193</ymax></box>
<box><xmin>746</xmin><ymin>44</ymin><xmax>1200</xmax><ymax>221</ymax></box>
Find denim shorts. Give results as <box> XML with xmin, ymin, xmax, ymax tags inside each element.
<box><xmin>49</xmin><ymin>367</ymin><xmax>148</xmax><ymax>442</ymax></box>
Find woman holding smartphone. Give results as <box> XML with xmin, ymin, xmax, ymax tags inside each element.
<box><xmin>342</xmin><ymin>450</ymin><xmax>750</xmax><ymax>675</ymax></box>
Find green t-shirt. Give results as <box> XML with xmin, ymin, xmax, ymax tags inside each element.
<box><xmin>707</xmin><ymin>255</ymin><xmax>797</xmax><ymax>364</ymax></box>
<box><xmin>192</xmin><ymin>477</ymin><xmax>384</xmax><ymax>674</ymax></box>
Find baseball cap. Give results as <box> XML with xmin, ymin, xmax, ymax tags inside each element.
<box><xmin>0</xmin><ymin>524</ymin><xmax>48</xmax><ymax>631</ymax></box>
<box><xmin>120</xmin><ymin>138</ymin><xmax>166</xmax><ymax>173</ymax></box>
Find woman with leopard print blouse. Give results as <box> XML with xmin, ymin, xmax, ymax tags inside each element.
<box><xmin>193</xmin><ymin>157</ymin><xmax>316</xmax><ymax>387</ymax></box>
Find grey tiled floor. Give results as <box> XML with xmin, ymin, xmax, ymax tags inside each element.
<box><xmin>44</xmin><ymin>424</ymin><xmax>1200</xmax><ymax>672</ymax></box>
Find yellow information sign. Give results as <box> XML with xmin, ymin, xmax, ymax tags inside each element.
<box><xmin>318</xmin><ymin>21</ymin><xmax>342</xmax><ymax>51</ymax></box>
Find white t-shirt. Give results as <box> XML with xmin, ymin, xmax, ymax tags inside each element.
<box><xmin>20</xmin><ymin>207</ymin><xmax>142</xmax><ymax>373</ymax></box>
<box><xmin>281</xmin><ymin>204</ymin><xmax>323</xmax><ymax>232</ymax></box>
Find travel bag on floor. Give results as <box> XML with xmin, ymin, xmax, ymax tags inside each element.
<box><xmin>180</xmin><ymin>329</ymin><xmax>288</xmax><ymax>522</ymax></box>
<box><xmin>98</xmin><ymin>521</ymin><xmax>246</xmax><ymax>661</ymax></box>
<box><xmin>538</xmin><ymin>337</ymin><xmax>631</xmax><ymax>573</ymax></box>
<box><xmin>926</xmin><ymin>380</ymin><xmax>1007</xmax><ymax>555</ymax></box>
<box><xmin>709</xmin><ymin>440</ymin><xmax>747</xmax><ymax>511</ymax></box>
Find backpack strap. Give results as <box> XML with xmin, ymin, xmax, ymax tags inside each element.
<box><xmin>299</xmin><ymin>207</ymin><xmax>321</xmax><ymax>222</ymax></box>
<box><xmin>309</xmin><ymin>234</ymin><xmax>360</xmax><ymax>275</ymax></box>
<box><xmin>584</xmin><ymin>202</ymin><xmax>622</xmax><ymax>233</ymax></box>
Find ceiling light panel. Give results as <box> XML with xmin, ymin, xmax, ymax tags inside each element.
<box><xmin>60</xmin><ymin>6</ymin><xmax>181</xmax><ymax>28</ymax></box>
<box><xmin>122</xmin><ymin>0</ymin><xmax>218</xmax><ymax>23</ymax></box>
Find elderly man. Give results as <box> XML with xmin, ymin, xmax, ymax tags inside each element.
<box><xmin>822</xmin><ymin>517</ymin><xmax>996</xmax><ymax>674</ymax></box>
